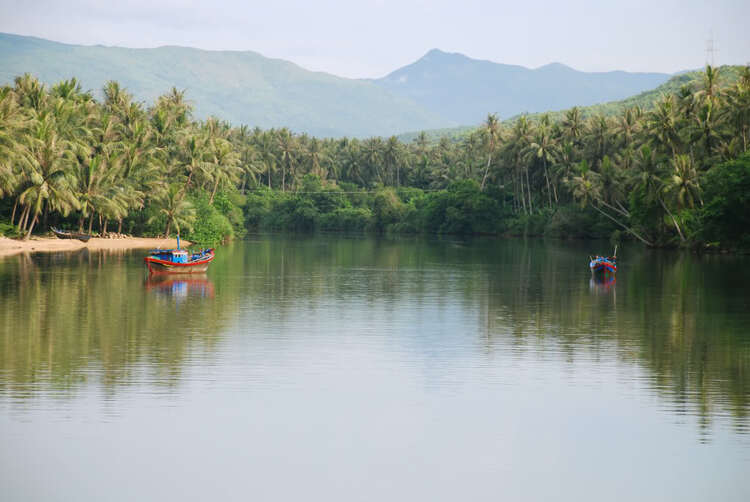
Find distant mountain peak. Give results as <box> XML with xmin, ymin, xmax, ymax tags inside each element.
<box><xmin>375</xmin><ymin>51</ymin><xmax>672</xmax><ymax>125</ymax></box>
<box><xmin>420</xmin><ymin>48</ymin><xmax>466</xmax><ymax>61</ymax></box>
<box><xmin>536</xmin><ymin>62</ymin><xmax>573</xmax><ymax>71</ymax></box>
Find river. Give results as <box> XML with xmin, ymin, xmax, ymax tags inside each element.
<box><xmin>1</xmin><ymin>235</ymin><xmax>748</xmax><ymax>501</ymax></box>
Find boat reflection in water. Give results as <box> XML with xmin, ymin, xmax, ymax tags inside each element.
<box><xmin>589</xmin><ymin>273</ymin><xmax>616</xmax><ymax>293</ymax></box>
<box><xmin>145</xmin><ymin>274</ymin><xmax>215</xmax><ymax>299</ymax></box>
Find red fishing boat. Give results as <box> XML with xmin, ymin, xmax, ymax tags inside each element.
<box><xmin>144</xmin><ymin>236</ymin><xmax>215</xmax><ymax>274</ymax></box>
<box><xmin>589</xmin><ymin>245</ymin><xmax>617</xmax><ymax>277</ymax></box>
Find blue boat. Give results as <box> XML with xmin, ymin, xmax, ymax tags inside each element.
<box><xmin>144</xmin><ymin>236</ymin><xmax>214</xmax><ymax>275</ymax></box>
<box><xmin>589</xmin><ymin>245</ymin><xmax>617</xmax><ymax>276</ymax></box>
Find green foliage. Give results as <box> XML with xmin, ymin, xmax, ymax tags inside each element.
<box><xmin>422</xmin><ymin>180</ymin><xmax>500</xmax><ymax>234</ymax></box>
<box><xmin>372</xmin><ymin>188</ymin><xmax>405</xmax><ymax>231</ymax></box>
<box><xmin>0</xmin><ymin>220</ymin><xmax>18</xmax><ymax>237</ymax></box>
<box><xmin>544</xmin><ymin>206</ymin><xmax>609</xmax><ymax>239</ymax></box>
<box><xmin>319</xmin><ymin>207</ymin><xmax>373</xmax><ymax>232</ymax></box>
<box><xmin>213</xmin><ymin>191</ymin><xmax>246</xmax><ymax>239</ymax></box>
<box><xmin>698</xmin><ymin>153</ymin><xmax>750</xmax><ymax>249</ymax></box>
<box><xmin>186</xmin><ymin>194</ymin><xmax>234</xmax><ymax>245</ymax></box>
<box><xmin>1</xmin><ymin>64</ymin><xmax>749</xmax><ymax>249</ymax></box>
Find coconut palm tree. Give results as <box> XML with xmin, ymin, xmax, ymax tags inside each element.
<box><xmin>480</xmin><ymin>113</ymin><xmax>501</xmax><ymax>190</ymax></box>
<box><xmin>362</xmin><ymin>137</ymin><xmax>384</xmax><ymax>186</ymax></box>
<box><xmin>561</xmin><ymin>107</ymin><xmax>584</xmax><ymax>146</ymax></box>
<box><xmin>524</xmin><ymin>124</ymin><xmax>558</xmax><ymax>206</ymax></box>
<box><xmin>720</xmin><ymin>73</ymin><xmax>750</xmax><ymax>151</ymax></box>
<box><xmin>696</xmin><ymin>65</ymin><xmax>721</xmax><ymax>107</ymax></box>
<box><xmin>148</xmin><ymin>184</ymin><xmax>196</xmax><ymax>238</ymax></box>
<box><xmin>16</xmin><ymin>113</ymin><xmax>79</xmax><ymax>238</ymax></box>
<box><xmin>586</xmin><ymin>114</ymin><xmax>612</xmax><ymax>163</ymax></box>
<box><xmin>208</xmin><ymin>138</ymin><xmax>241</xmax><ymax>204</ymax></box>
<box><xmin>647</xmin><ymin>95</ymin><xmax>681</xmax><ymax>156</ymax></box>
<box><xmin>505</xmin><ymin>116</ymin><xmax>533</xmax><ymax>213</ymax></box>
<box><xmin>613</xmin><ymin>107</ymin><xmax>642</xmax><ymax>148</ymax></box>
<box><xmin>570</xmin><ymin>159</ymin><xmax>652</xmax><ymax>246</ymax></box>
<box><xmin>664</xmin><ymin>154</ymin><xmax>703</xmax><ymax>210</ymax></box>
<box><xmin>0</xmin><ymin>87</ymin><xmax>26</xmax><ymax>202</ymax></box>
<box><xmin>277</xmin><ymin>128</ymin><xmax>296</xmax><ymax>191</ymax></box>
<box><xmin>180</xmin><ymin>133</ymin><xmax>210</xmax><ymax>192</ymax></box>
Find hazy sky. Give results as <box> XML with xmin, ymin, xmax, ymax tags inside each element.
<box><xmin>2</xmin><ymin>0</ymin><xmax>748</xmax><ymax>78</ymax></box>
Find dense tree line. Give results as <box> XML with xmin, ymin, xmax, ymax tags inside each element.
<box><xmin>0</xmin><ymin>65</ymin><xmax>749</xmax><ymax>247</ymax></box>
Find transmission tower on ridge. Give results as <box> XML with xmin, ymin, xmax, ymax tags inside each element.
<box><xmin>705</xmin><ymin>33</ymin><xmax>718</xmax><ymax>67</ymax></box>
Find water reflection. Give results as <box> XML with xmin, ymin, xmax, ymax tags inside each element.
<box><xmin>144</xmin><ymin>275</ymin><xmax>215</xmax><ymax>299</ymax></box>
<box><xmin>589</xmin><ymin>274</ymin><xmax>616</xmax><ymax>293</ymax></box>
<box><xmin>1</xmin><ymin>236</ymin><xmax>749</xmax><ymax>437</ymax></box>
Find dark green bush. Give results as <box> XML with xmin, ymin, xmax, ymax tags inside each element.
<box><xmin>187</xmin><ymin>194</ymin><xmax>234</xmax><ymax>244</ymax></box>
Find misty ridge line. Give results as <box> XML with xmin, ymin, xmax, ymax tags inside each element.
<box><xmin>0</xmin><ymin>32</ymin><xmax>682</xmax><ymax>137</ymax></box>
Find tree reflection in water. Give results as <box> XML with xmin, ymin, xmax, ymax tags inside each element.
<box><xmin>0</xmin><ymin>237</ymin><xmax>748</xmax><ymax>436</ymax></box>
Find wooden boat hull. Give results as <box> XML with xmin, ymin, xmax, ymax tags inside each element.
<box><xmin>590</xmin><ymin>261</ymin><xmax>616</xmax><ymax>275</ymax></box>
<box><xmin>51</xmin><ymin>227</ymin><xmax>92</xmax><ymax>242</ymax></box>
<box><xmin>144</xmin><ymin>253</ymin><xmax>214</xmax><ymax>274</ymax></box>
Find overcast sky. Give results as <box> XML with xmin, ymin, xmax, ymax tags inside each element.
<box><xmin>2</xmin><ymin>0</ymin><xmax>748</xmax><ymax>78</ymax></box>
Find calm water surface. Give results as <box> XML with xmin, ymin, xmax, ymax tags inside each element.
<box><xmin>1</xmin><ymin>236</ymin><xmax>749</xmax><ymax>501</ymax></box>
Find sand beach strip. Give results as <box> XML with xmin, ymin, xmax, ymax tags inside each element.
<box><xmin>0</xmin><ymin>236</ymin><xmax>191</xmax><ymax>258</ymax></box>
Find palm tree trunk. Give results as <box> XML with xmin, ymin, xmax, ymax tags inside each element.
<box><xmin>525</xmin><ymin>168</ymin><xmax>533</xmax><ymax>213</ymax></box>
<box><xmin>659</xmin><ymin>198</ymin><xmax>685</xmax><ymax>242</ymax></box>
<box><xmin>598</xmin><ymin>199</ymin><xmax>630</xmax><ymax>219</ymax></box>
<box><xmin>102</xmin><ymin>219</ymin><xmax>108</xmax><ymax>236</ymax></box>
<box><xmin>18</xmin><ymin>205</ymin><xmax>30</xmax><ymax>233</ymax></box>
<box><xmin>117</xmin><ymin>219</ymin><xmax>123</xmax><ymax>235</ymax></box>
<box><xmin>209</xmin><ymin>176</ymin><xmax>220</xmax><ymax>204</ymax></box>
<box><xmin>480</xmin><ymin>154</ymin><xmax>492</xmax><ymax>190</ymax></box>
<box><xmin>592</xmin><ymin>204</ymin><xmax>653</xmax><ymax>246</ymax></box>
<box><xmin>183</xmin><ymin>171</ymin><xmax>194</xmax><ymax>194</ymax></box>
<box><xmin>24</xmin><ymin>213</ymin><xmax>38</xmax><ymax>241</ymax></box>
<box><xmin>10</xmin><ymin>199</ymin><xmax>18</xmax><ymax>226</ymax></box>
<box><xmin>164</xmin><ymin>220</ymin><xmax>171</xmax><ymax>238</ymax></box>
<box><xmin>88</xmin><ymin>213</ymin><xmax>94</xmax><ymax>235</ymax></box>
<box><xmin>543</xmin><ymin>161</ymin><xmax>552</xmax><ymax>208</ymax></box>
<box><xmin>78</xmin><ymin>213</ymin><xmax>85</xmax><ymax>233</ymax></box>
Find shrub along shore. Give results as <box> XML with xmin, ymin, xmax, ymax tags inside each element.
<box><xmin>1</xmin><ymin>65</ymin><xmax>749</xmax><ymax>251</ymax></box>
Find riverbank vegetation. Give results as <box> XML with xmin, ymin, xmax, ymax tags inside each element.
<box><xmin>0</xmin><ymin>65</ymin><xmax>748</xmax><ymax>248</ymax></box>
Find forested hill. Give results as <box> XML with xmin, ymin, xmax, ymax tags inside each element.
<box><xmin>1</xmin><ymin>33</ymin><xmax>679</xmax><ymax>138</ymax></box>
<box><xmin>373</xmin><ymin>49</ymin><xmax>670</xmax><ymax>124</ymax></box>
<box><xmin>0</xmin><ymin>33</ymin><xmax>454</xmax><ymax>138</ymax></box>
<box><xmin>397</xmin><ymin>65</ymin><xmax>746</xmax><ymax>143</ymax></box>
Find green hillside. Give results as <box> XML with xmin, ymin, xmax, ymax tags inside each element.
<box><xmin>398</xmin><ymin>65</ymin><xmax>746</xmax><ymax>142</ymax></box>
<box><xmin>0</xmin><ymin>33</ymin><xmax>454</xmax><ymax>138</ymax></box>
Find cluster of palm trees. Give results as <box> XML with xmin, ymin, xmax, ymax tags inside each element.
<box><xmin>0</xmin><ymin>75</ymin><xmax>243</xmax><ymax>239</ymax></box>
<box><xmin>0</xmin><ymin>65</ymin><xmax>748</xmax><ymax>243</ymax></box>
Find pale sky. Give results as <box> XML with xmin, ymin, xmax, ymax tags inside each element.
<box><xmin>1</xmin><ymin>0</ymin><xmax>748</xmax><ymax>78</ymax></box>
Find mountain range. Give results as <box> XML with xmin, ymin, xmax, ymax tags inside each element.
<box><xmin>373</xmin><ymin>49</ymin><xmax>670</xmax><ymax>124</ymax></box>
<box><xmin>0</xmin><ymin>32</ymin><xmax>673</xmax><ymax>137</ymax></box>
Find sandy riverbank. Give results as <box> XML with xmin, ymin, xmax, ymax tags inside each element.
<box><xmin>0</xmin><ymin>236</ymin><xmax>191</xmax><ymax>258</ymax></box>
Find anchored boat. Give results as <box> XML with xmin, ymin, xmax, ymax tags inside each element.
<box><xmin>51</xmin><ymin>227</ymin><xmax>92</xmax><ymax>242</ymax></box>
<box><xmin>144</xmin><ymin>236</ymin><xmax>214</xmax><ymax>274</ymax></box>
<box><xmin>589</xmin><ymin>245</ymin><xmax>617</xmax><ymax>276</ymax></box>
